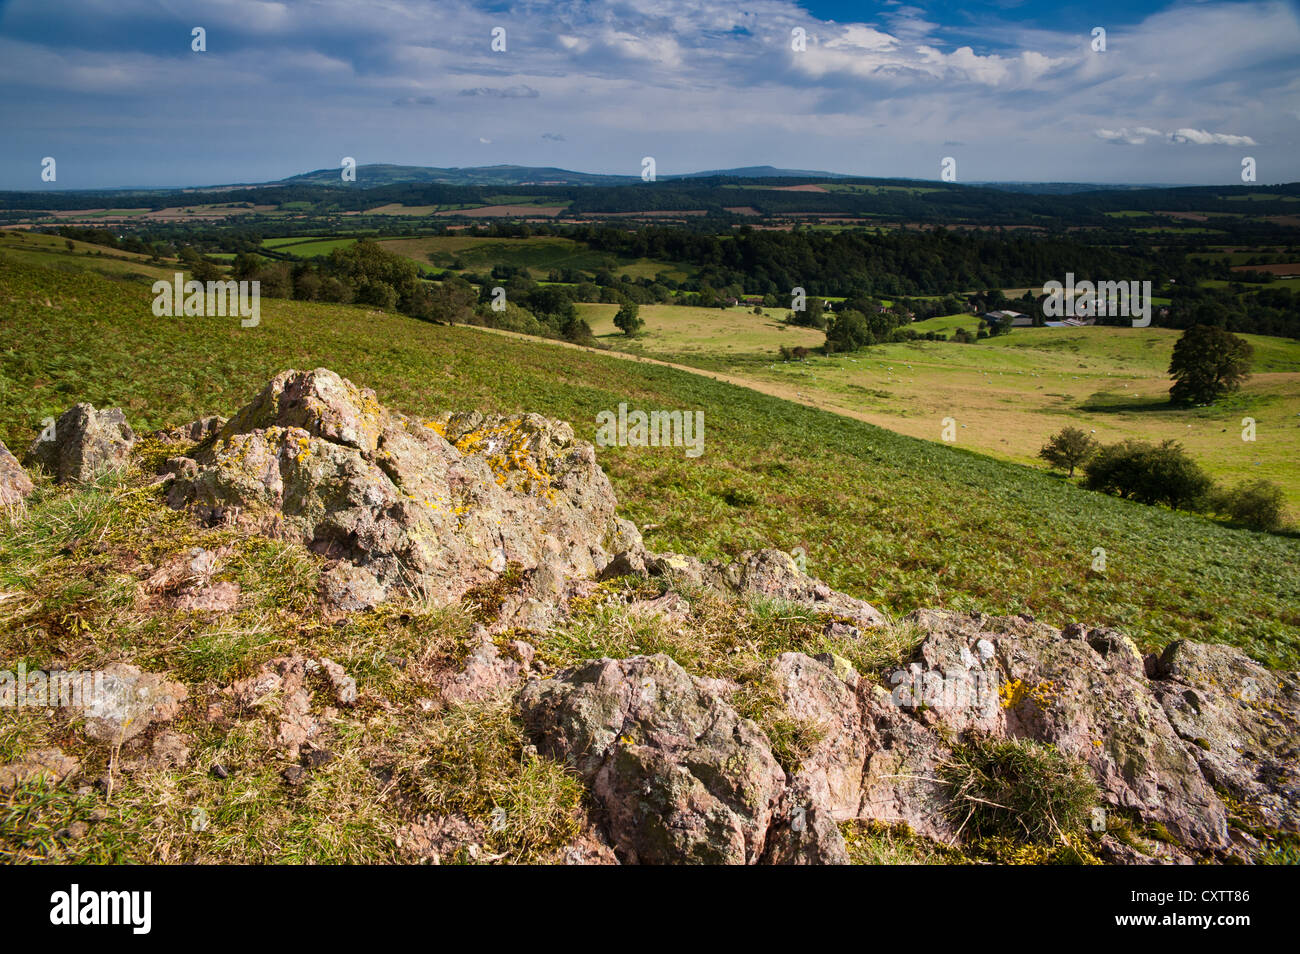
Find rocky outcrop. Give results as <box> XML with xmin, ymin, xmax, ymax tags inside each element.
<box><xmin>151</xmin><ymin>415</ymin><xmax>226</xmax><ymax>445</ymax></box>
<box><xmin>157</xmin><ymin>370</ymin><xmax>887</xmax><ymax>633</ymax></box>
<box><xmin>27</xmin><ymin>403</ymin><xmax>135</xmax><ymax>483</ymax></box>
<box><xmin>638</xmin><ymin>549</ymin><xmax>886</xmax><ymax>629</ymax></box>
<box><xmin>18</xmin><ymin>369</ymin><xmax>1294</xmax><ymax>866</ymax></box>
<box><xmin>1152</xmin><ymin>640</ymin><xmax>1300</xmax><ymax>834</ymax></box>
<box><xmin>520</xmin><ymin>654</ymin><xmax>834</xmax><ymax>864</ymax></box>
<box><xmin>885</xmin><ymin>610</ymin><xmax>1236</xmax><ymax>851</ymax></box>
<box><xmin>709</xmin><ymin>550</ymin><xmax>886</xmax><ymax>628</ymax></box>
<box><xmin>0</xmin><ymin>439</ymin><xmax>34</xmax><ymax>506</ymax></box>
<box><xmin>165</xmin><ymin>369</ymin><xmax>639</xmax><ymax>621</ymax></box>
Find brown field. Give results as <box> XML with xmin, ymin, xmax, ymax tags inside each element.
<box><xmin>769</xmin><ymin>184</ymin><xmax>829</xmax><ymax>192</ymax></box>
<box><xmin>435</xmin><ymin>204</ymin><xmax>566</xmax><ymax>217</ymax></box>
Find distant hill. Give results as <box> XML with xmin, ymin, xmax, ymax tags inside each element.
<box><xmin>273</xmin><ymin>163</ymin><xmax>852</xmax><ymax>188</ymax></box>
<box><xmin>277</xmin><ymin>164</ymin><xmax>638</xmax><ymax>187</ymax></box>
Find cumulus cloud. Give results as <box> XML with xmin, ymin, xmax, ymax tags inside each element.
<box><xmin>1169</xmin><ymin>128</ymin><xmax>1258</xmax><ymax>145</ymax></box>
<box><xmin>0</xmin><ymin>0</ymin><xmax>1294</xmax><ymax>186</ymax></box>
<box><xmin>1095</xmin><ymin>126</ymin><xmax>1167</xmax><ymax>145</ymax></box>
<box><xmin>1095</xmin><ymin>126</ymin><xmax>1257</xmax><ymax>146</ymax></box>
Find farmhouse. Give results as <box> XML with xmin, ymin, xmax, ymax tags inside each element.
<box><xmin>983</xmin><ymin>309</ymin><xmax>1032</xmax><ymax>327</ymax></box>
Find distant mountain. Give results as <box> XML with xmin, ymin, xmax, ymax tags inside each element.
<box><xmin>272</xmin><ymin>163</ymin><xmax>853</xmax><ymax>188</ymax></box>
<box><xmin>277</xmin><ymin>164</ymin><xmax>638</xmax><ymax>187</ymax></box>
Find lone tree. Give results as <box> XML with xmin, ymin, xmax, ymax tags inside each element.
<box><xmin>1038</xmin><ymin>426</ymin><xmax>1098</xmax><ymax>477</ymax></box>
<box><xmin>1168</xmin><ymin>325</ymin><xmax>1253</xmax><ymax>405</ymax></box>
<box><xmin>613</xmin><ymin>299</ymin><xmax>643</xmax><ymax>336</ymax></box>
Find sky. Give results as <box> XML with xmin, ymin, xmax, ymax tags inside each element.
<box><xmin>0</xmin><ymin>0</ymin><xmax>1297</xmax><ymax>190</ymax></box>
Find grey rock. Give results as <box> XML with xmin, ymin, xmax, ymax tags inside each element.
<box><xmin>27</xmin><ymin>403</ymin><xmax>135</xmax><ymax>483</ymax></box>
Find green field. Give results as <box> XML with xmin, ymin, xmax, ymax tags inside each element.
<box><xmin>377</xmin><ymin>234</ymin><xmax>692</xmax><ymax>281</ymax></box>
<box><xmin>582</xmin><ymin>302</ymin><xmax>825</xmax><ymax>355</ymax></box>
<box><xmin>261</xmin><ymin>236</ymin><xmax>362</xmax><ymax>257</ymax></box>
<box><xmin>584</xmin><ymin>302</ymin><xmax>1300</xmax><ymax>519</ymax></box>
<box><xmin>2</xmin><ymin>257</ymin><xmax>1298</xmax><ymax>671</ymax></box>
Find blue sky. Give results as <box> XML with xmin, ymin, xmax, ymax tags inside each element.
<box><xmin>0</xmin><ymin>0</ymin><xmax>1296</xmax><ymax>189</ymax></box>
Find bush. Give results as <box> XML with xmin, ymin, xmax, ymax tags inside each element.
<box><xmin>943</xmin><ymin>735</ymin><xmax>1098</xmax><ymax>845</ymax></box>
<box><xmin>1038</xmin><ymin>426</ymin><xmax>1098</xmax><ymax>478</ymax></box>
<box><xmin>1083</xmin><ymin>439</ymin><xmax>1213</xmax><ymax>510</ymax></box>
<box><xmin>1209</xmin><ymin>479</ymin><xmax>1287</xmax><ymax>532</ymax></box>
<box><xmin>613</xmin><ymin>300</ymin><xmax>643</xmax><ymax>336</ymax></box>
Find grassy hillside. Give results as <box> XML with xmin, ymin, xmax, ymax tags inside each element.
<box><xmin>2</xmin><ymin>257</ymin><xmax>1297</xmax><ymax>667</ymax></box>
<box><xmin>585</xmin><ymin>303</ymin><xmax>1300</xmax><ymax>517</ymax></box>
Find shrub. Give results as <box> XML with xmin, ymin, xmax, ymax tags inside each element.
<box><xmin>1209</xmin><ymin>479</ymin><xmax>1287</xmax><ymax>532</ymax></box>
<box><xmin>1083</xmin><ymin>439</ymin><xmax>1213</xmax><ymax>510</ymax></box>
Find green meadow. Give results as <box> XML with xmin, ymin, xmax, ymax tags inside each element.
<box><xmin>584</xmin><ymin>302</ymin><xmax>1300</xmax><ymax>520</ymax></box>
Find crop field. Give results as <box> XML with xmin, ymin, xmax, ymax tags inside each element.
<box><xmin>3</xmin><ymin>258</ymin><xmax>1297</xmax><ymax>669</ymax></box>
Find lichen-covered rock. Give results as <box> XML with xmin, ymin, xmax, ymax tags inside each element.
<box><xmin>435</xmin><ymin>630</ymin><xmax>533</xmax><ymax>706</ymax></box>
<box><xmin>79</xmin><ymin>663</ymin><xmax>188</xmax><ymax>744</ymax></box>
<box><xmin>27</xmin><ymin>403</ymin><xmax>135</xmax><ymax>483</ymax></box>
<box><xmin>858</xmin><ymin>683</ymin><xmax>961</xmax><ymax>844</ymax></box>
<box><xmin>771</xmin><ymin>653</ymin><xmax>867</xmax><ymax>820</ymax></box>
<box><xmin>520</xmin><ymin>654</ymin><xmax>792</xmax><ymax>864</ymax></box>
<box><xmin>319</xmin><ymin>561</ymin><xmax>387</xmax><ymax>612</ymax></box>
<box><xmin>167</xmin><ymin>369</ymin><xmax>640</xmax><ymax>616</ymax></box>
<box><xmin>899</xmin><ymin>609</ymin><xmax>1229</xmax><ymax>851</ymax></box>
<box><xmin>1152</xmin><ymin>640</ymin><xmax>1300</xmax><ymax>834</ymax></box>
<box><xmin>762</xmin><ymin>781</ymin><xmax>851</xmax><ymax>865</ymax></box>
<box><xmin>0</xmin><ymin>439</ymin><xmax>34</xmax><ymax>506</ymax></box>
<box><xmin>152</xmin><ymin>415</ymin><xmax>226</xmax><ymax>445</ymax></box>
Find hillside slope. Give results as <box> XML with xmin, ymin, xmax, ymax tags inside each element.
<box><xmin>1</xmin><ymin>259</ymin><xmax>1297</xmax><ymax>666</ymax></box>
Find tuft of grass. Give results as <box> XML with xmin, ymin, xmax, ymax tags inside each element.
<box><xmin>942</xmin><ymin>734</ymin><xmax>1100</xmax><ymax>847</ymax></box>
<box><xmin>840</xmin><ymin>821</ymin><xmax>965</xmax><ymax>865</ymax></box>
<box><xmin>394</xmin><ymin>694</ymin><xmax>583</xmax><ymax>863</ymax></box>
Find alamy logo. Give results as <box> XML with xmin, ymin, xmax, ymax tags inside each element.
<box><xmin>1041</xmin><ymin>273</ymin><xmax>1152</xmax><ymax>327</ymax></box>
<box><xmin>50</xmin><ymin>884</ymin><xmax>151</xmax><ymax>934</ymax></box>
<box><xmin>596</xmin><ymin>403</ymin><xmax>704</xmax><ymax>458</ymax></box>
<box><xmin>152</xmin><ymin>272</ymin><xmax>260</xmax><ymax>327</ymax></box>
<box><xmin>1</xmin><ymin>664</ymin><xmax>105</xmax><ymax>708</ymax></box>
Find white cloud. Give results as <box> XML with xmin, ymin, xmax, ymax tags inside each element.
<box><xmin>1169</xmin><ymin>128</ymin><xmax>1258</xmax><ymax>145</ymax></box>
<box><xmin>1095</xmin><ymin>126</ymin><xmax>1257</xmax><ymax>146</ymax></box>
